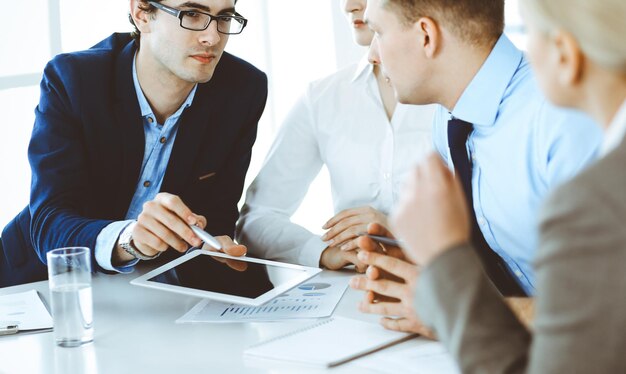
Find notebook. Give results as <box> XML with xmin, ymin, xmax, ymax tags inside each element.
<box><xmin>243</xmin><ymin>316</ymin><xmax>416</xmax><ymax>367</ymax></box>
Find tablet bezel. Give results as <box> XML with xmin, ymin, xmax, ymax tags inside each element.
<box><xmin>130</xmin><ymin>250</ymin><xmax>322</xmax><ymax>306</ymax></box>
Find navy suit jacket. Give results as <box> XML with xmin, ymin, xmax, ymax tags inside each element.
<box><xmin>1</xmin><ymin>33</ymin><xmax>267</xmax><ymax>287</ymax></box>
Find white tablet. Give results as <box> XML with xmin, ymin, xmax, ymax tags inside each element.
<box><xmin>130</xmin><ymin>250</ymin><xmax>321</xmax><ymax>306</ymax></box>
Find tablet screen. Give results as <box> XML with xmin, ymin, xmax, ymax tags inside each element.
<box><xmin>147</xmin><ymin>253</ymin><xmax>306</xmax><ymax>298</ymax></box>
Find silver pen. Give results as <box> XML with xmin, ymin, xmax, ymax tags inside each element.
<box><xmin>358</xmin><ymin>233</ymin><xmax>405</xmax><ymax>248</ymax></box>
<box><xmin>190</xmin><ymin>225</ymin><xmax>222</xmax><ymax>250</ymax></box>
<box><xmin>0</xmin><ymin>321</ymin><xmax>19</xmax><ymax>336</ymax></box>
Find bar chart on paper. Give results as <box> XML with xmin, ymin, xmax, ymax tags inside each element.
<box><xmin>217</xmin><ymin>295</ymin><xmax>325</xmax><ymax>319</ymax></box>
<box><xmin>177</xmin><ymin>276</ymin><xmax>348</xmax><ymax>323</ymax></box>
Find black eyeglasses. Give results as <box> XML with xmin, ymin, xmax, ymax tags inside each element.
<box><xmin>147</xmin><ymin>1</ymin><xmax>248</xmax><ymax>35</ymax></box>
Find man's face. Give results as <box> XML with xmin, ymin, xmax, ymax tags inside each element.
<box><xmin>365</xmin><ymin>0</ymin><xmax>430</xmax><ymax>104</ymax></box>
<box><xmin>143</xmin><ymin>0</ymin><xmax>235</xmax><ymax>84</ymax></box>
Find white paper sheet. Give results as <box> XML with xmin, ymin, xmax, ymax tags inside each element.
<box><xmin>0</xmin><ymin>289</ymin><xmax>53</xmax><ymax>331</ymax></box>
<box><xmin>353</xmin><ymin>339</ymin><xmax>461</xmax><ymax>374</ymax></box>
<box><xmin>176</xmin><ymin>275</ymin><xmax>348</xmax><ymax>323</ymax></box>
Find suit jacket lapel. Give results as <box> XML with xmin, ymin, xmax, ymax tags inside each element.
<box><xmin>161</xmin><ymin>80</ymin><xmax>219</xmax><ymax>193</ymax></box>
<box><xmin>114</xmin><ymin>40</ymin><xmax>145</xmax><ymax>210</ymax></box>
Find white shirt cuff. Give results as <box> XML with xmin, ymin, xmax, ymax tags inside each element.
<box><xmin>297</xmin><ymin>235</ymin><xmax>329</xmax><ymax>268</ymax></box>
<box><xmin>95</xmin><ymin>220</ymin><xmax>139</xmax><ymax>273</ymax></box>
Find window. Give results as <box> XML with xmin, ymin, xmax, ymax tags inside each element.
<box><xmin>505</xmin><ymin>0</ymin><xmax>527</xmax><ymax>49</ymax></box>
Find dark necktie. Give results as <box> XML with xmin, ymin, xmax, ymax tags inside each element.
<box><xmin>447</xmin><ymin>118</ymin><xmax>526</xmax><ymax>296</ymax></box>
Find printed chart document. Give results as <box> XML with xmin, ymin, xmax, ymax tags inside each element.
<box><xmin>354</xmin><ymin>339</ymin><xmax>461</xmax><ymax>373</ymax></box>
<box><xmin>244</xmin><ymin>316</ymin><xmax>415</xmax><ymax>367</ymax></box>
<box><xmin>0</xmin><ymin>290</ymin><xmax>53</xmax><ymax>335</ymax></box>
<box><xmin>177</xmin><ymin>275</ymin><xmax>348</xmax><ymax>323</ymax></box>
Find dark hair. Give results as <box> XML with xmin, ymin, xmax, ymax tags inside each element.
<box><xmin>128</xmin><ymin>0</ymin><xmax>162</xmax><ymax>43</ymax></box>
<box><xmin>128</xmin><ymin>0</ymin><xmax>239</xmax><ymax>44</ymax></box>
<box><xmin>383</xmin><ymin>0</ymin><xmax>505</xmax><ymax>46</ymax></box>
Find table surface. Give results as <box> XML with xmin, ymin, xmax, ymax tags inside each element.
<box><xmin>0</xmin><ymin>265</ymin><xmax>437</xmax><ymax>374</ymax></box>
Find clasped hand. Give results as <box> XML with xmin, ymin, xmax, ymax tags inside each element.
<box><xmin>349</xmin><ymin>223</ymin><xmax>433</xmax><ymax>338</ymax></box>
<box><xmin>349</xmin><ymin>153</ymin><xmax>473</xmax><ymax>337</ymax></box>
<box><xmin>319</xmin><ymin>206</ymin><xmax>388</xmax><ymax>272</ymax></box>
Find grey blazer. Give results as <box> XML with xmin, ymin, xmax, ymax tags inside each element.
<box><xmin>416</xmin><ymin>137</ymin><xmax>626</xmax><ymax>373</ymax></box>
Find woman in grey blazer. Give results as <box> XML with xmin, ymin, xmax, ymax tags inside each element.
<box><xmin>379</xmin><ymin>0</ymin><xmax>626</xmax><ymax>372</ymax></box>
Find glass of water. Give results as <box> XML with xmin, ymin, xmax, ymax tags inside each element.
<box><xmin>47</xmin><ymin>247</ymin><xmax>94</xmax><ymax>347</ymax></box>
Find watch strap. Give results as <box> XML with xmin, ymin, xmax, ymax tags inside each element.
<box><xmin>119</xmin><ymin>223</ymin><xmax>161</xmax><ymax>261</ymax></box>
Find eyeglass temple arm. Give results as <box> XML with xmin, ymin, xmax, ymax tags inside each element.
<box><xmin>148</xmin><ymin>1</ymin><xmax>181</xmax><ymax>17</ymax></box>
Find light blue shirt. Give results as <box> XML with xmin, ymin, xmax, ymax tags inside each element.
<box><xmin>94</xmin><ymin>54</ymin><xmax>197</xmax><ymax>272</ymax></box>
<box><xmin>432</xmin><ymin>35</ymin><xmax>602</xmax><ymax>295</ymax></box>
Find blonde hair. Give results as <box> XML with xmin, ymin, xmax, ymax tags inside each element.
<box><xmin>521</xmin><ymin>0</ymin><xmax>626</xmax><ymax>73</ymax></box>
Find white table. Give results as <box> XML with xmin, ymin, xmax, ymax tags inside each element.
<box><xmin>0</xmin><ymin>265</ymin><xmax>448</xmax><ymax>374</ymax></box>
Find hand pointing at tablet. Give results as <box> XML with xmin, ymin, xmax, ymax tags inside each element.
<box><xmin>201</xmin><ymin>235</ymin><xmax>247</xmax><ymax>257</ymax></box>
<box><xmin>113</xmin><ymin>192</ymin><xmax>246</xmax><ymax>264</ymax></box>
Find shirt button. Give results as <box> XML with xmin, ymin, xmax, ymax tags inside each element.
<box><xmin>160</xmin><ymin>137</ymin><xmax>166</xmax><ymax>144</ymax></box>
<box><xmin>147</xmin><ymin>117</ymin><xmax>154</xmax><ymax>124</ymax></box>
<box><xmin>477</xmin><ymin>217</ymin><xmax>486</xmax><ymax>226</ymax></box>
<box><xmin>514</xmin><ymin>270</ymin><xmax>523</xmax><ymax>278</ymax></box>
<box><xmin>143</xmin><ymin>181</ymin><xmax>151</xmax><ymax>188</ymax></box>
<box><xmin>383</xmin><ymin>173</ymin><xmax>391</xmax><ymax>181</ymax></box>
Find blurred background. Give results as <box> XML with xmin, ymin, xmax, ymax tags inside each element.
<box><xmin>0</xmin><ymin>0</ymin><xmax>525</xmax><ymax>233</ymax></box>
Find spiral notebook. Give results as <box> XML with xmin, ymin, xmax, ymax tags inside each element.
<box><xmin>244</xmin><ymin>316</ymin><xmax>416</xmax><ymax>368</ymax></box>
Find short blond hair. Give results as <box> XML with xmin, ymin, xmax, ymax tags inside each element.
<box><xmin>521</xmin><ymin>0</ymin><xmax>626</xmax><ymax>73</ymax></box>
<box><xmin>383</xmin><ymin>0</ymin><xmax>505</xmax><ymax>46</ymax></box>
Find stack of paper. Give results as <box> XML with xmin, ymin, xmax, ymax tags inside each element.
<box><xmin>0</xmin><ymin>290</ymin><xmax>53</xmax><ymax>335</ymax></box>
<box><xmin>354</xmin><ymin>339</ymin><xmax>461</xmax><ymax>373</ymax></box>
<box><xmin>244</xmin><ymin>316</ymin><xmax>415</xmax><ymax>367</ymax></box>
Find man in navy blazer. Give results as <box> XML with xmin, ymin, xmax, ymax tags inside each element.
<box><xmin>0</xmin><ymin>0</ymin><xmax>267</xmax><ymax>287</ymax></box>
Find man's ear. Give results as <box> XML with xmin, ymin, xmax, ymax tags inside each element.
<box><xmin>130</xmin><ymin>0</ymin><xmax>152</xmax><ymax>34</ymax></box>
<box><xmin>415</xmin><ymin>17</ymin><xmax>440</xmax><ymax>59</ymax></box>
<box><xmin>553</xmin><ymin>29</ymin><xmax>584</xmax><ymax>86</ymax></box>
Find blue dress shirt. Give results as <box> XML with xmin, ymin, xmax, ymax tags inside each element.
<box><xmin>433</xmin><ymin>35</ymin><xmax>602</xmax><ymax>295</ymax></box>
<box><xmin>94</xmin><ymin>54</ymin><xmax>197</xmax><ymax>272</ymax></box>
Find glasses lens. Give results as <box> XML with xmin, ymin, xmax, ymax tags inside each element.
<box><xmin>218</xmin><ymin>16</ymin><xmax>245</xmax><ymax>34</ymax></box>
<box><xmin>181</xmin><ymin>12</ymin><xmax>211</xmax><ymax>30</ymax></box>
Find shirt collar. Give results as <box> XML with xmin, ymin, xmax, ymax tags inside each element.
<box><xmin>601</xmin><ymin>99</ymin><xmax>626</xmax><ymax>156</ymax></box>
<box><xmin>451</xmin><ymin>34</ymin><xmax>523</xmax><ymax>126</ymax></box>
<box><xmin>351</xmin><ymin>54</ymin><xmax>374</xmax><ymax>83</ymax></box>
<box><xmin>132</xmin><ymin>52</ymin><xmax>198</xmax><ymax>120</ymax></box>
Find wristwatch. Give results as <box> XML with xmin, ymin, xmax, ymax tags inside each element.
<box><xmin>118</xmin><ymin>223</ymin><xmax>161</xmax><ymax>261</ymax></box>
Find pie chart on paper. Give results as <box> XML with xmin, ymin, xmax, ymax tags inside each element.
<box><xmin>298</xmin><ymin>283</ymin><xmax>331</xmax><ymax>291</ymax></box>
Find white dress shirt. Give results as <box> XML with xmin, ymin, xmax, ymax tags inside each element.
<box><xmin>236</xmin><ymin>58</ymin><xmax>436</xmax><ymax>267</ymax></box>
<box><xmin>601</xmin><ymin>99</ymin><xmax>626</xmax><ymax>156</ymax></box>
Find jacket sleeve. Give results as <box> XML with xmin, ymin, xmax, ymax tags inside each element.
<box><xmin>28</xmin><ymin>55</ymin><xmax>114</xmax><ymax>269</ymax></box>
<box><xmin>236</xmin><ymin>87</ymin><xmax>327</xmax><ymax>266</ymax></box>
<box><xmin>416</xmin><ymin>245</ymin><xmax>531</xmax><ymax>373</ymax></box>
<box><xmin>415</xmin><ymin>172</ymin><xmax>626</xmax><ymax>374</ymax></box>
<box><xmin>200</xmin><ymin>73</ymin><xmax>269</xmax><ymax>238</ymax></box>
